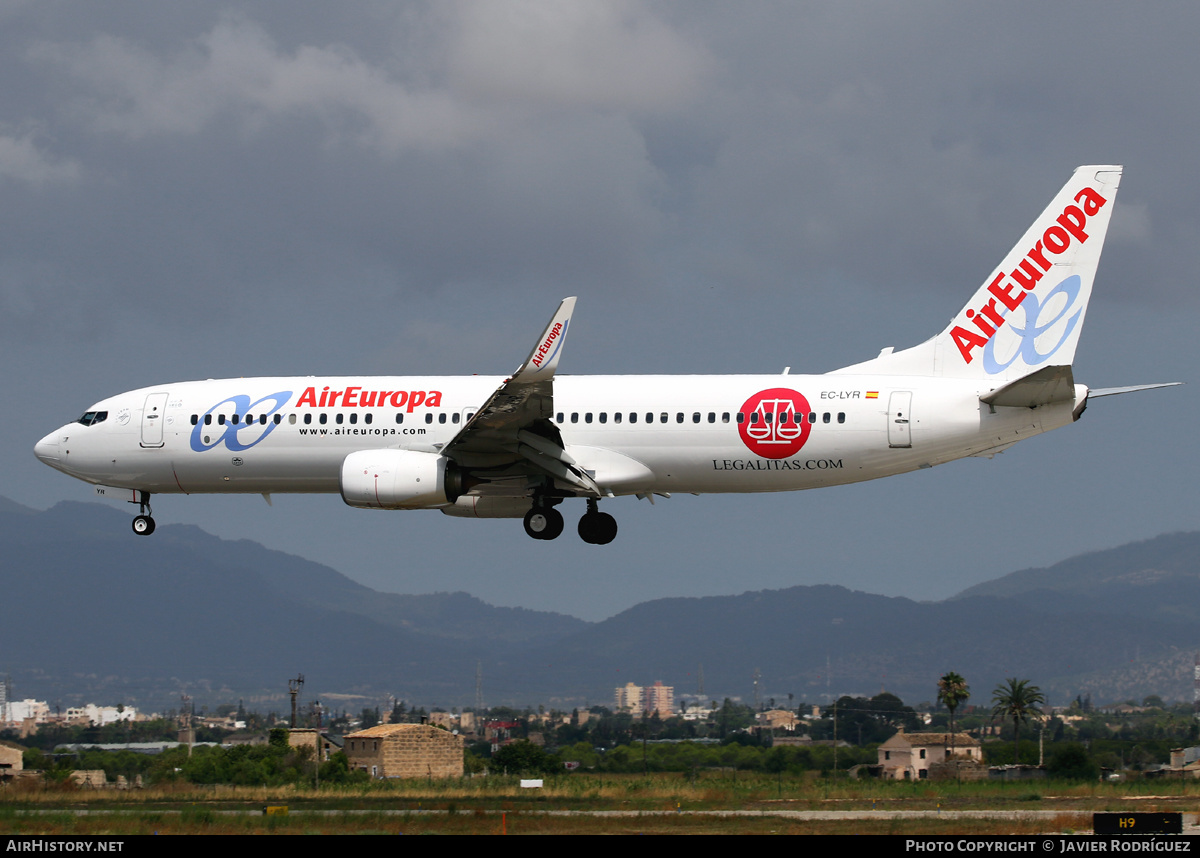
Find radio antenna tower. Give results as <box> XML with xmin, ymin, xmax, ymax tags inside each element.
<box><xmin>289</xmin><ymin>674</ymin><xmax>305</xmax><ymax>727</ymax></box>
<box><xmin>1193</xmin><ymin>654</ymin><xmax>1199</xmax><ymax>720</ymax></box>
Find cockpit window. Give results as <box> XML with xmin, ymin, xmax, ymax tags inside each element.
<box><xmin>77</xmin><ymin>411</ymin><xmax>108</xmax><ymax>427</ymax></box>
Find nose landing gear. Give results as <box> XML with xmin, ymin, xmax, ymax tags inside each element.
<box><xmin>131</xmin><ymin>493</ymin><xmax>155</xmax><ymax>536</ymax></box>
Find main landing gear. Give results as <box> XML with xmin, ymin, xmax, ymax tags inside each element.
<box><xmin>131</xmin><ymin>493</ymin><xmax>155</xmax><ymax>536</ymax></box>
<box><xmin>577</xmin><ymin>499</ymin><xmax>617</xmax><ymax>545</ymax></box>
<box><xmin>523</xmin><ymin>503</ymin><xmax>565</xmax><ymax>541</ymax></box>
<box><xmin>522</xmin><ymin>498</ymin><xmax>618</xmax><ymax>544</ymax></box>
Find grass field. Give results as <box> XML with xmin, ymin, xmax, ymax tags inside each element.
<box><xmin>1</xmin><ymin>774</ymin><xmax>1195</xmax><ymax>834</ymax></box>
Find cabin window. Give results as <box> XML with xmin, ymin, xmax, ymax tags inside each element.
<box><xmin>736</xmin><ymin>412</ymin><xmax>744</xmax><ymax>424</ymax></box>
<box><xmin>722</xmin><ymin>412</ymin><xmax>730</xmax><ymax>423</ymax></box>
<box><xmin>319</xmin><ymin>414</ymin><xmax>327</xmax><ymax>425</ymax></box>
<box><xmin>438</xmin><ymin>413</ymin><xmax>447</xmax><ymax>424</ymax></box>
<box><xmin>585</xmin><ymin>413</ymin><xmax>593</xmax><ymax>424</ymax></box>
<box><xmin>808</xmin><ymin>412</ymin><xmax>817</xmax><ymax>424</ymax></box>
<box><xmin>288</xmin><ymin>414</ymin><xmax>296</xmax><ymax>425</ymax></box>
<box><xmin>395</xmin><ymin>414</ymin><xmax>403</xmax><ymax>424</ymax></box>
<box><xmin>190</xmin><ymin>415</ymin><xmax>198</xmax><ymax>425</ymax></box>
<box><xmin>571</xmin><ymin>413</ymin><xmax>579</xmax><ymax>423</ymax></box>
<box><xmin>231</xmin><ymin>414</ymin><xmax>240</xmax><ymax>425</ymax></box>
<box><xmin>599</xmin><ymin>412</ymin><xmax>607</xmax><ymax>424</ymax></box>
<box><xmin>218</xmin><ymin>415</ymin><xmax>226</xmax><ymax>425</ymax></box>
<box><xmin>838</xmin><ymin>412</ymin><xmax>845</xmax><ymax>424</ymax></box>
<box><xmin>614</xmin><ymin>412</ymin><xmax>622</xmax><ymax>424</ymax></box>
<box><xmin>451</xmin><ymin>413</ymin><xmax>459</xmax><ymax>424</ymax></box>
<box><xmin>692</xmin><ymin>412</ymin><xmax>701</xmax><ymax>423</ymax></box>
<box><xmin>823</xmin><ymin>412</ymin><xmax>831</xmax><ymax>423</ymax></box>
<box><xmin>750</xmin><ymin>412</ymin><xmax>759</xmax><ymax>425</ymax></box>
<box><xmin>708</xmin><ymin>412</ymin><xmax>716</xmax><ymax>423</ymax></box>
<box><xmin>629</xmin><ymin>412</ymin><xmax>637</xmax><ymax>424</ymax></box>
<box><xmin>349</xmin><ymin>413</ymin><xmax>358</xmax><ymax>425</ymax></box>
<box><xmin>425</xmin><ymin>413</ymin><xmax>433</xmax><ymax>424</ymax></box>
<box><xmin>364</xmin><ymin>413</ymin><xmax>372</xmax><ymax>425</ymax></box>
<box><xmin>336</xmin><ymin>413</ymin><xmax>344</xmax><ymax>425</ymax></box>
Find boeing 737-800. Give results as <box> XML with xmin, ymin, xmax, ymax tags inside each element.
<box><xmin>34</xmin><ymin>165</ymin><xmax>1175</xmax><ymax>544</ymax></box>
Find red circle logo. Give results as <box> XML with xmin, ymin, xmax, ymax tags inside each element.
<box><xmin>737</xmin><ymin>388</ymin><xmax>812</xmax><ymax>459</ymax></box>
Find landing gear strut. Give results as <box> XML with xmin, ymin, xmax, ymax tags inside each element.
<box><xmin>523</xmin><ymin>502</ymin><xmax>564</xmax><ymax>540</ymax></box>
<box><xmin>131</xmin><ymin>493</ymin><xmax>155</xmax><ymax>536</ymax></box>
<box><xmin>577</xmin><ymin>499</ymin><xmax>617</xmax><ymax>545</ymax></box>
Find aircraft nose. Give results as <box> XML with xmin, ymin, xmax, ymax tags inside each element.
<box><xmin>34</xmin><ymin>430</ymin><xmax>61</xmax><ymax>465</ymax></box>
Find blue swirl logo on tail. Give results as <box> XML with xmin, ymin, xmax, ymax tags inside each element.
<box><xmin>983</xmin><ymin>275</ymin><xmax>1082</xmax><ymax>375</ymax></box>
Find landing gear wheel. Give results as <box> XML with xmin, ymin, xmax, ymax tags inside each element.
<box><xmin>578</xmin><ymin>511</ymin><xmax>617</xmax><ymax>545</ymax></box>
<box><xmin>523</xmin><ymin>507</ymin><xmax>564</xmax><ymax>540</ymax></box>
<box><xmin>132</xmin><ymin>515</ymin><xmax>156</xmax><ymax>536</ymax></box>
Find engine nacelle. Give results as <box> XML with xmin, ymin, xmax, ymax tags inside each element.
<box><xmin>340</xmin><ymin>449</ymin><xmax>461</xmax><ymax>510</ymax></box>
<box><xmin>441</xmin><ymin>496</ymin><xmax>534</xmax><ymax>519</ymax></box>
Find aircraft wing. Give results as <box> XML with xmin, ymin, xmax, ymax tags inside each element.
<box><xmin>440</xmin><ymin>297</ymin><xmax>601</xmax><ymax>497</ymax></box>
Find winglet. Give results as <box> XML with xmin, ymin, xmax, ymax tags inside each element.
<box><xmin>512</xmin><ymin>297</ymin><xmax>577</xmax><ymax>383</ymax></box>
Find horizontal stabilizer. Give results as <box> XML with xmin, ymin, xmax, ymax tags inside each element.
<box><xmin>980</xmin><ymin>365</ymin><xmax>1075</xmax><ymax>408</ymax></box>
<box><xmin>1088</xmin><ymin>382</ymin><xmax>1182</xmax><ymax>398</ymax></box>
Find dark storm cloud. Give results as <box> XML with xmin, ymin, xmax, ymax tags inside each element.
<box><xmin>5</xmin><ymin>2</ymin><xmax>1198</xmax><ymax>621</ymax></box>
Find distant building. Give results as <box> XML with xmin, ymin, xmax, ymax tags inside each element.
<box><xmin>757</xmin><ymin>709</ymin><xmax>800</xmax><ymax>731</ymax></box>
<box><xmin>878</xmin><ymin>730</ymin><xmax>981</xmax><ymax>780</ymax></box>
<box><xmin>616</xmin><ymin>682</ymin><xmax>642</xmax><ymax>713</ymax></box>
<box><xmin>344</xmin><ymin>723</ymin><xmax>463</xmax><ymax>779</ymax></box>
<box><xmin>64</xmin><ymin>704</ymin><xmax>139</xmax><ymax>726</ymax></box>
<box><xmin>0</xmin><ymin>742</ymin><xmax>23</xmax><ymax>777</ymax></box>
<box><xmin>616</xmin><ymin>682</ymin><xmax>674</xmax><ymax>716</ymax></box>
<box><xmin>644</xmin><ymin>682</ymin><xmax>674</xmax><ymax>717</ymax></box>
<box><xmin>1</xmin><ymin>700</ymin><xmax>49</xmax><ymax>727</ymax></box>
<box><xmin>287</xmin><ymin>728</ymin><xmax>338</xmax><ymax>762</ymax></box>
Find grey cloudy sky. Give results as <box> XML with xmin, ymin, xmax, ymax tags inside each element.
<box><xmin>5</xmin><ymin>1</ymin><xmax>1197</xmax><ymax>621</ymax></box>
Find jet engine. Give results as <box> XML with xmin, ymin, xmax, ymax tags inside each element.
<box><xmin>340</xmin><ymin>449</ymin><xmax>463</xmax><ymax>509</ymax></box>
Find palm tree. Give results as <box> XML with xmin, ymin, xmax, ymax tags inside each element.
<box><xmin>937</xmin><ymin>672</ymin><xmax>970</xmax><ymax>759</ymax></box>
<box><xmin>991</xmin><ymin>678</ymin><xmax>1046</xmax><ymax>766</ymax></box>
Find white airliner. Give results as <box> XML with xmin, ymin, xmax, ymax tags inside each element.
<box><xmin>35</xmin><ymin>165</ymin><xmax>1176</xmax><ymax>544</ymax></box>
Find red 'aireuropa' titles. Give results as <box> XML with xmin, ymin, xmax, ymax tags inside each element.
<box><xmin>531</xmin><ymin>321</ymin><xmax>564</xmax><ymax>369</ymax></box>
<box><xmin>949</xmin><ymin>186</ymin><xmax>1108</xmax><ymax>364</ymax></box>
<box><xmin>295</xmin><ymin>386</ymin><xmax>443</xmax><ymax>412</ymax></box>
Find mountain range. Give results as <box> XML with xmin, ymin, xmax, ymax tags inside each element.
<box><xmin>1</xmin><ymin>498</ymin><xmax>1196</xmax><ymax>714</ymax></box>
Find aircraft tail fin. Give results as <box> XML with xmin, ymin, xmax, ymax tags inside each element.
<box><xmin>834</xmin><ymin>165</ymin><xmax>1122</xmax><ymax>381</ymax></box>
